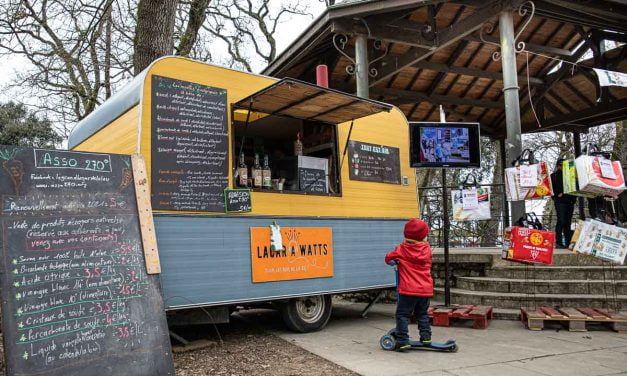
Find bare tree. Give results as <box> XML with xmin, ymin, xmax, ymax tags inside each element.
<box><xmin>0</xmin><ymin>0</ymin><xmax>139</xmax><ymax>136</ymax></box>
<box><xmin>133</xmin><ymin>0</ymin><xmax>177</xmax><ymax>74</ymax></box>
<box><xmin>203</xmin><ymin>0</ymin><xmax>309</xmax><ymax>72</ymax></box>
<box><xmin>0</xmin><ymin>0</ymin><xmax>314</xmax><ymax>134</ymax></box>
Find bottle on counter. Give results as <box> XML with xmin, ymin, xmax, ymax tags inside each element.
<box><xmin>262</xmin><ymin>154</ymin><xmax>272</xmax><ymax>189</ymax></box>
<box><xmin>252</xmin><ymin>153</ymin><xmax>262</xmax><ymax>188</ymax></box>
<box><xmin>237</xmin><ymin>152</ymin><xmax>248</xmax><ymax>187</ymax></box>
<box><xmin>294</xmin><ymin>132</ymin><xmax>303</xmax><ymax>156</ymax></box>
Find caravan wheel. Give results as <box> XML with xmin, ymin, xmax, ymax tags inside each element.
<box><xmin>281</xmin><ymin>295</ymin><xmax>332</xmax><ymax>333</ymax></box>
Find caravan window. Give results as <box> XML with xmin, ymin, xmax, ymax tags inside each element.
<box><xmin>232</xmin><ymin>115</ymin><xmax>341</xmax><ymax>195</ymax></box>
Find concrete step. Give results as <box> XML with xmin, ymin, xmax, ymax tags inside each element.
<box><xmin>434</xmin><ymin>287</ymin><xmax>627</xmax><ymax>310</ymax></box>
<box><xmin>485</xmin><ymin>266</ymin><xmax>627</xmax><ymax>280</ymax></box>
<box><xmin>455</xmin><ymin>276</ymin><xmax>627</xmax><ymax>295</ymax></box>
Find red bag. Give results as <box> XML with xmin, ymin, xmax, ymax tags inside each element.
<box><xmin>502</xmin><ymin>214</ymin><xmax>555</xmax><ymax>265</ymax></box>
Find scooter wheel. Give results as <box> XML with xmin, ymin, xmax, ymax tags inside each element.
<box><xmin>380</xmin><ymin>334</ymin><xmax>396</xmax><ymax>351</ymax></box>
<box><xmin>448</xmin><ymin>344</ymin><xmax>458</xmax><ymax>353</ymax></box>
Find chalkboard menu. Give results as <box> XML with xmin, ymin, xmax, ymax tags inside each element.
<box><xmin>348</xmin><ymin>140</ymin><xmax>401</xmax><ymax>184</ymax></box>
<box><xmin>0</xmin><ymin>147</ymin><xmax>174</xmax><ymax>376</ymax></box>
<box><xmin>151</xmin><ymin>75</ymin><xmax>229</xmax><ymax>212</ymax></box>
<box><xmin>299</xmin><ymin>168</ymin><xmax>327</xmax><ymax>193</ymax></box>
<box><xmin>224</xmin><ymin>189</ymin><xmax>252</xmax><ymax>213</ymax></box>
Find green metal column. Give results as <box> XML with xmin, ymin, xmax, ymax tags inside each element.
<box><xmin>355</xmin><ymin>35</ymin><xmax>369</xmax><ymax>99</ymax></box>
<box><xmin>499</xmin><ymin>11</ymin><xmax>525</xmax><ymax>222</ymax></box>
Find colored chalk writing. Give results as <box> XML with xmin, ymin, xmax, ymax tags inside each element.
<box><xmin>0</xmin><ymin>147</ymin><xmax>173</xmax><ymax>376</ymax></box>
<box><xmin>151</xmin><ymin>75</ymin><xmax>229</xmax><ymax>212</ymax></box>
<box><xmin>348</xmin><ymin>140</ymin><xmax>401</xmax><ymax>184</ymax></box>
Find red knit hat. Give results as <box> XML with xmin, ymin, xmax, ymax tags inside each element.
<box><xmin>404</xmin><ymin>218</ymin><xmax>429</xmax><ymax>241</ymax></box>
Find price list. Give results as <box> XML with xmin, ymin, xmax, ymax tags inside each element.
<box><xmin>151</xmin><ymin>75</ymin><xmax>229</xmax><ymax>212</ymax></box>
<box><xmin>0</xmin><ymin>148</ymin><xmax>173</xmax><ymax>376</ymax></box>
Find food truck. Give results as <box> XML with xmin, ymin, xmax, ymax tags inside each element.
<box><xmin>68</xmin><ymin>56</ymin><xmax>419</xmax><ymax>332</ymax></box>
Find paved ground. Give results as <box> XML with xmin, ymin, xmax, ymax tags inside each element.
<box><xmin>260</xmin><ymin>302</ymin><xmax>627</xmax><ymax>376</ymax></box>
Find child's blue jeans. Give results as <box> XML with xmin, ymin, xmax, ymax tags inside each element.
<box><xmin>395</xmin><ymin>294</ymin><xmax>431</xmax><ymax>344</ymax></box>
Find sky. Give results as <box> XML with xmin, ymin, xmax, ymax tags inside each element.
<box><xmin>0</xmin><ymin>1</ymin><xmax>329</xmax><ymax>104</ymax></box>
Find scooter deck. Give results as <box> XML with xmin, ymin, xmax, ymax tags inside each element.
<box><xmin>406</xmin><ymin>339</ymin><xmax>457</xmax><ymax>351</ymax></box>
<box><xmin>380</xmin><ymin>330</ymin><xmax>458</xmax><ymax>352</ymax></box>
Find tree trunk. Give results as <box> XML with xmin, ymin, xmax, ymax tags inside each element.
<box><xmin>133</xmin><ymin>0</ymin><xmax>178</xmax><ymax>74</ymax></box>
<box><xmin>177</xmin><ymin>0</ymin><xmax>211</xmax><ymax>57</ymax></box>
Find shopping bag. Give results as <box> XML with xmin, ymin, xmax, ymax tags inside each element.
<box><xmin>575</xmin><ymin>155</ymin><xmax>626</xmax><ymax>197</ymax></box>
<box><xmin>502</xmin><ymin>214</ymin><xmax>555</xmax><ymax>265</ymax></box>
<box><xmin>451</xmin><ymin>175</ymin><xmax>491</xmax><ymax>221</ymax></box>
<box><xmin>572</xmin><ymin>219</ymin><xmax>627</xmax><ymax>264</ymax></box>
<box><xmin>562</xmin><ymin>159</ymin><xmax>596</xmax><ymax>198</ymax></box>
<box><xmin>505</xmin><ymin>149</ymin><xmax>553</xmax><ymax>201</ymax></box>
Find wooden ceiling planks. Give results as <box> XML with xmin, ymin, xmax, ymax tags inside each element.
<box><xmin>265</xmin><ymin>0</ymin><xmax>627</xmax><ymax>137</ymax></box>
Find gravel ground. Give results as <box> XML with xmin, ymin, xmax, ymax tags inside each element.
<box><xmin>0</xmin><ymin>314</ymin><xmax>357</xmax><ymax>376</ymax></box>
<box><xmin>173</xmin><ymin>315</ymin><xmax>358</xmax><ymax>376</ymax></box>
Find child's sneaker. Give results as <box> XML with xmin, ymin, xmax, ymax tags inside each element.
<box><xmin>420</xmin><ymin>337</ymin><xmax>432</xmax><ymax>346</ymax></box>
<box><xmin>394</xmin><ymin>342</ymin><xmax>412</xmax><ymax>352</ymax></box>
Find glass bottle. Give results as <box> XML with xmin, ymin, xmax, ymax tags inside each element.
<box><xmin>237</xmin><ymin>152</ymin><xmax>248</xmax><ymax>187</ymax></box>
<box><xmin>252</xmin><ymin>153</ymin><xmax>262</xmax><ymax>188</ymax></box>
<box><xmin>294</xmin><ymin>132</ymin><xmax>303</xmax><ymax>156</ymax></box>
<box><xmin>262</xmin><ymin>154</ymin><xmax>272</xmax><ymax>189</ymax></box>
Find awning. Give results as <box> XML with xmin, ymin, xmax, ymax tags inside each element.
<box><xmin>233</xmin><ymin>78</ymin><xmax>392</xmax><ymax>124</ymax></box>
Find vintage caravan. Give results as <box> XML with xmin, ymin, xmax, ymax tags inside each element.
<box><xmin>69</xmin><ymin>57</ymin><xmax>419</xmax><ymax>332</ymax></box>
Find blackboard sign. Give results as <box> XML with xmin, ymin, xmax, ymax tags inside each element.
<box><xmin>0</xmin><ymin>147</ymin><xmax>174</xmax><ymax>376</ymax></box>
<box><xmin>151</xmin><ymin>75</ymin><xmax>229</xmax><ymax>212</ymax></box>
<box><xmin>348</xmin><ymin>140</ymin><xmax>401</xmax><ymax>184</ymax></box>
<box><xmin>224</xmin><ymin>189</ymin><xmax>252</xmax><ymax>213</ymax></box>
<box><xmin>299</xmin><ymin>168</ymin><xmax>327</xmax><ymax>193</ymax></box>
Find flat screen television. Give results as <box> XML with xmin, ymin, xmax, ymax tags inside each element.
<box><xmin>409</xmin><ymin>122</ymin><xmax>481</xmax><ymax>168</ymax></box>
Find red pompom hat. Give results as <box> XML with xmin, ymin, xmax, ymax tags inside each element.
<box><xmin>404</xmin><ymin>218</ymin><xmax>429</xmax><ymax>241</ymax></box>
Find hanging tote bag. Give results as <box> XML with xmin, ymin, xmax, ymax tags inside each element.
<box><xmin>562</xmin><ymin>159</ymin><xmax>597</xmax><ymax>198</ymax></box>
<box><xmin>574</xmin><ymin>145</ymin><xmax>626</xmax><ymax>198</ymax></box>
<box><xmin>502</xmin><ymin>213</ymin><xmax>555</xmax><ymax>265</ymax></box>
<box><xmin>505</xmin><ymin>149</ymin><xmax>554</xmax><ymax>201</ymax></box>
<box><xmin>451</xmin><ymin>174</ymin><xmax>491</xmax><ymax>221</ymax></box>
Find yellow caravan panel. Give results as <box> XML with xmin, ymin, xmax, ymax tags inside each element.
<box><xmin>71</xmin><ymin>57</ymin><xmax>418</xmax><ymax>219</ymax></box>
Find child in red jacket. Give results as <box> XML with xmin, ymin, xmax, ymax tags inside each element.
<box><xmin>384</xmin><ymin>218</ymin><xmax>433</xmax><ymax>351</ymax></box>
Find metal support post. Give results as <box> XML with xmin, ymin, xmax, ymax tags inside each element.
<box><xmin>500</xmin><ymin>139</ymin><xmax>510</xmax><ymax>227</ymax></box>
<box><xmin>355</xmin><ymin>35</ymin><xmax>369</xmax><ymax>99</ymax></box>
<box><xmin>442</xmin><ymin>169</ymin><xmax>451</xmax><ymax>307</ymax></box>
<box><xmin>573</xmin><ymin>132</ymin><xmax>586</xmax><ymax>219</ymax></box>
<box><xmin>499</xmin><ymin>11</ymin><xmax>525</xmax><ymax>223</ymax></box>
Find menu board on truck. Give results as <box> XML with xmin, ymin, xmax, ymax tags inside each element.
<box><xmin>0</xmin><ymin>147</ymin><xmax>174</xmax><ymax>376</ymax></box>
<box><xmin>151</xmin><ymin>75</ymin><xmax>229</xmax><ymax>212</ymax></box>
<box><xmin>348</xmin><ymin>140</ymin><xmax>401</xmax><ymax>184</ymax></box>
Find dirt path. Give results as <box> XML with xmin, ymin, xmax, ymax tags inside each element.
<box><xmin>0</xmin><ymin>315</ymin><xmax>357</xmax><ymax>376</ymax></box>
<box><xmin>173</xmin><ymin>316</ymin><xmax>358</xmax><ymax>376</ymax></box>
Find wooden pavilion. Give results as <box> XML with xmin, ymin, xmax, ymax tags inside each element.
<box><xmin>264</xmin><ymin>0</ymin><xmax>627</xmax><ymax>138</ymax></box>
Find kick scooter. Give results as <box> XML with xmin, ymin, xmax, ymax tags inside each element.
<box><xmin>379</xmin><ymin>261</ymin><xmax>458</xmax><ymax>352</ymax></box>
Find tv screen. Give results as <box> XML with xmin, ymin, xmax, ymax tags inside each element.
<box><xmin>409</xmin><ymin>122</ymin><xmax>481</xmax><ymax>168</ymax></box>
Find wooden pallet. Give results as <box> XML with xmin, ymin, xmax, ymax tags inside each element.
<box><xmin>521</xmin><ymin>307</ymin><xmax>627</xmax><ymax>333</ymax></box>
<box><xmin>428</xmin><ymin>305</ymin><xmax>493</xmax><ymax>329</ymax></box>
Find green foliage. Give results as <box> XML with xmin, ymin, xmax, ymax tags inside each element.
<box><xmin>0</xmin><ymin>102</ymin><xmax>61</xmax><ymax>148</ymax></box>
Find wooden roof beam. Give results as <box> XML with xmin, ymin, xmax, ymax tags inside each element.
<box><xmin>415</xmin><ymin>61</ymin><xmax>544</xmax><ymax>85</ymax></box>
<box><xmin>464</xmin><ymin>34</ymin><xmax>573</xmax><ymax>59</ymax></box>
<box><xmin>528</xmin><ymin>98</ymin><xmax>627</xmax><ymax>130</ymax></box>
<box><xmin>331</xmin><ymin>19</ymin><xmax>437</xmax><ymax>49</ymax></box>
<box><xmin>376</xmin><ymin>87</ymin><xmax>504</xmax><ymax>109</ymax></box>
<box><xmin>370</xmin><ymin>1</ymin><xmax>521</xmax><ymax>86</ymax></box>
<box><xmin>542</xmin><ymin>0</ymin><xmax>627</xmax><ymax>22</ymax></box>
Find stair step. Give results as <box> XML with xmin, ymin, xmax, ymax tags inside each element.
<box><xmin>485</xmin><ymin>266</ymin><xmax>627</xmax><ymax>280</ymax></box>
<box><xmin>434</xmin><ymin>287</ymin><xmax>627</xmax><ymax>310</ymax></box>
<box><xmin>455</xmin><ymin>277</ymin><xmax>627</xmax><ymax>295</ymax></box>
